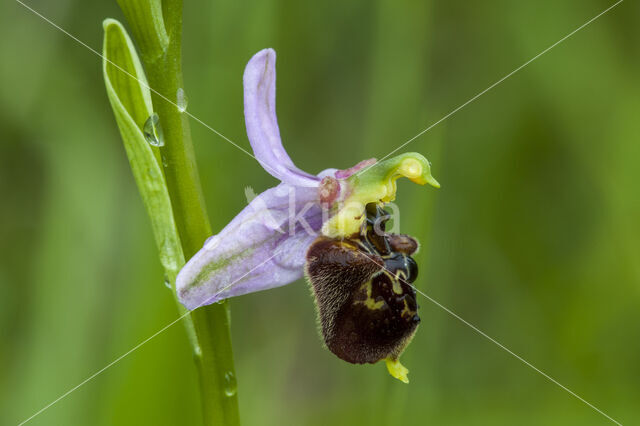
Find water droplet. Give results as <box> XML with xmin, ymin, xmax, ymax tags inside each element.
<box><xmin>176</xmin><ymin>88</ymin><xmax>188</xmax><ymax>112</ymax></box>
<box><xmin>161</xmin><ymin>155</ymin><xmax>168</xmax><ymax>167</ymax></box>
<box><xmin>223</xmin><ymin>372</ymin><xmax>237</xmax><ymax>397</ymax></box>
<box><xmin>163</xmin><ymin>275</ymin><xmax>172</xmax><ymax>289</ymax></box>
<box><xmin>159</xmin><ymin>238</ymin><xmax>179</xmax><ymax>272</ymax></box>
<box><xmin>193</xmin><ymin>346</ymin><xmax>203</xmax><ymax>358</ymax></box>
<box><xmin>143</xmin><ymin>113</ymin><xmax>165</xmax><ymax>147</ymax></box>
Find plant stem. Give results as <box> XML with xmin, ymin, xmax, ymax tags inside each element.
<box><xmin>127</xmin><ymin>1</ymin><xmax>240</xmax><ymax>424</ymax></box>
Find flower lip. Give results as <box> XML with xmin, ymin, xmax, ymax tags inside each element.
<box><xmin>243</xmin><ymin>48</ymin><xmax>321</xmax><ymax>188</ymax></box>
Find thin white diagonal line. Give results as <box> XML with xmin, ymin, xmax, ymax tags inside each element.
<box><xmin>13</xmin><ymin>1</ymin><xmax>625</xmax><ymax>425</ymax></box>
<box><xmin>17</xmin><ymin>250</ymin><xmax>281</xmax><ymax>426</ymax></box>
<box><xmin>16</xmin><ymin>314</ymin><xmax>187</xmax><ymax>426</ymax></box>
<box><xmin>13</xmin><ymin>1</ymin><xmax>289</xmax><ymax>424</ymax></box>
<box><xmin>14</xmin><ymin>0</ymin><xmax>260</xmax><ymax>165</ymax></box>
<box><xmin>356</xmin><ymin>0</ymin><xmax>624</xmax><ymax>178</ymax></box>
<box><xmin>355</xmin><ymin>249</ymin><xmax>622</xmax><ymax>425</ymax></box>
<box><xmin>347</xmin><ymin>4</ymin><xmax>625</xmax><ymax>419</ymax></box>
<box><xmin>411</xmin><ymin>286</ymin><xmax>622</xmax><ymax>425</ymax></box>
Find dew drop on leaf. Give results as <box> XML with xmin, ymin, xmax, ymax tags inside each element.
<box><xmin>176</xmin><ymin>88</ymin><xmax>188</xmax><ymax>112</ymax></box>
<box><xmin>143</xmin><ymin>113</ymin><xmax>165</xmax><ymax>147</ymax></box>
<box><xmin>224</xmin><ymin>371</ymin><xmax>237</xmax><ymax>397</ymax></box>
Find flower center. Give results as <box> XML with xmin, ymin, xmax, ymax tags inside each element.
<box><xmin>321</xmin><ymin>152</ymin><xmax>440</xmax><ymax>238</ymax></box>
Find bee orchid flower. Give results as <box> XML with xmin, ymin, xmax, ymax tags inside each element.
<box><xmin>176</xmin><ymin>48</ymin><xmax>439</xmax><ymax>382</ymax></box>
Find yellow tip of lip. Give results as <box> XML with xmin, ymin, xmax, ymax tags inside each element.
<box><xmin>427</xmin><ymin>175</ymin><xmax>440</xmax><ymax>188</ymax></box>
<box><xmin>409</xmin><ymin>174</ymin><xmax>439</xmax><ymax>188</ymax></box>
<box><xmin>385</xmin><ymin>358</ymin><xmax>409</xmax><ymax>383</ymax></box>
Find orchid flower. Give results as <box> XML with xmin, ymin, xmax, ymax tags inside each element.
<box><xmin>176</xmin><ymin>48</ymin><xmax>439</xmax><ymax>382</ymax></box>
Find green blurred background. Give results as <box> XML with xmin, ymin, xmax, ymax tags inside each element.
<box><xmin>1</xmin><ymin>0</ymin><xmax>639</xmax><ymax>424</ymax></box>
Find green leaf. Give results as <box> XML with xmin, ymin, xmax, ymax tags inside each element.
<box><xmin>102</xmin><ymin>18</ymin><xmax>181</xmax><ymax>276</ymax></box>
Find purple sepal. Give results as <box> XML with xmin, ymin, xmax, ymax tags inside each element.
<box><xmin>177</xmin><ymin>182</ymin><xmax>323</xmax><ymax>310</ymax></box>
<box><xmin>244</xmin><ymin>48</ymin><xmax>320</xmax><ymax>187</ymax></box>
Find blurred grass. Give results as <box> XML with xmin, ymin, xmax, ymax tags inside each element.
<box><xmin>1</xmin><ymin>0</ymin><xmax>639</xmax><ymax>425</ymax></box>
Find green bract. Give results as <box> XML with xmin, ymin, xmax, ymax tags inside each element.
<box><xmin>102</xmin><ymin>19</ymin><xmax>183</xmax><ymax>277</ymax></box>
<box><xmin>102</xmin><ymin>19</ymin><xmax>198</xmax><ymax>351</ymax></box>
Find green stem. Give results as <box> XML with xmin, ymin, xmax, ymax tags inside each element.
<box><xmin>117</xmin><ymin>1</ymin><xmax>240</xmax><ymax>424</ymax></box>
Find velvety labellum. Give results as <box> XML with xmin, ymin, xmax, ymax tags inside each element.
<box><xmin>306</xmin><ymin>204</ymin><xmax>420</xmax><ymax>365</ymax></box>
